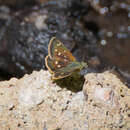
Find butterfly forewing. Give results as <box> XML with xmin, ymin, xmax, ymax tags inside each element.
<box><xmin>48</xmin><ymin>37</ymin><xmax>76</xmax><ymax>62</ymax></box>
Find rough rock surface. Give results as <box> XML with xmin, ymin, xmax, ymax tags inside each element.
<box><xmin>83</xmin><ymin>71</ymin><xmax>130</xmax><ymax>129</ymax></box>
<box><xmin>0</xmin><ymin>70</ymin><xmax>129</xmax><ymax>129</ymax></box>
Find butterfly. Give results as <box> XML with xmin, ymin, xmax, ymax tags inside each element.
<box><xmin>45</xmin><ymin>37</ymin><xmax>87</xmax><ymax>80</ymax></box>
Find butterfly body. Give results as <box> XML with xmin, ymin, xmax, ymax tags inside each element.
<box><xmin>45</xmin><ymin>37</ymin><xmax>87</xmax><ymax>80</ymax></box>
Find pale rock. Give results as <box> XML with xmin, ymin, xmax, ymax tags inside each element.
<box><xmin>0</xmin><ymin>70</ymin><xmax>129</xmax><ymax>129</ymax></box>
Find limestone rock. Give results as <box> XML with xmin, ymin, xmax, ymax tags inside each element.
<box><xmin>83</xmin><ymin>71</ymin><xmax>130</xmax><ymax>129</ymax></box>
<box><xmin>0</xmin><ymin>70</ymin><xmax>129</xmax><ymax>129</ymax></box>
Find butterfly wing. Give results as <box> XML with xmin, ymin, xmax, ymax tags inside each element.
<box><xmin>46</xmin><ymin>37</ymin><xmax>86</xmax><ymax>79</ymax></box>
<box><xmin>48</xmin><ymin>37</ymin><xmax>76</xmax><ymax>62</ymax></box>
<box><xmin>45</xmin><ymin>55</ymin><xmax>83</xmax><ymax>79</ymax></box>
<box><xmin>53</xmin><ymin>62</ymin><xmax>84</xmax><ymax>79</ymax></box>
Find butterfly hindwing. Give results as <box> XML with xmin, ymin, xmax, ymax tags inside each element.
<box><xmin>45</xmin><ymin>56</ymin><xmax>54</xmax><ymax>73</ymax></box>
<box><xmin>53</xmin><ymin>62</ymin><xmax>84</xmax><ymax>79</ymax></box>
<box><xmin>46</xmin><ymin>56</ymin><xmax>83</xmax><ymax>79</ymax></box>
<box><xmin>45</xmin><ymin>55</ymin><xmax>71</xmax><ymax>79</ymax></box>
<box><xmin>45</xmin><ymin>55</ymin><xmax>71</xmax><ymax>73</ymax></box>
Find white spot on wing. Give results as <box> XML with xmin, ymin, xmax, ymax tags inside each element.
<box><xmin>58</xmin><ymin>52</ymin><xmax>61</xmax><ymax>56</ymax></box>
<box><xmin>55</xmin><ymin>61</ymin><xmax>58</xmax><ymax>65</ymax></box>
<box><xmin>57</xmin><ymin>65</ymin><xmax>61</xmax><ymax>68</ymax></box>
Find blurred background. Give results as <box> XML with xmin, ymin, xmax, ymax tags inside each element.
<box><xmin>0</xmin><ymin>0</ymin><xmax>129</xmax><ymax>86</ymax></box>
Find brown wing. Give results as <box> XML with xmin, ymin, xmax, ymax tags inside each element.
<box><xmin>45</xmin><ymin>55</ymin><xmax>67</xmax><ymax>73</ymax></box>
<box><xmin>45</xmin><ymin>37</ymin><xmax>79</xmax><ymax>79</ymax></box>
<box><xmin>45</xmin><ymin>55</ymin><xmax>86</xmax><ymax>80</ymax></box>
<box><xmin>45</xmin><ymin>55</ymin><xmax>71</xmax><ymax>79</ymax></box>
<box><xmin>48</xmin><ymin>37</ymin><xmax>76</xmax><ymax>63</ymax></box>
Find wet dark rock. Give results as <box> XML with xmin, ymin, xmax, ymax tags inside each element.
<box><xmin>83</xmin><ymin>0</ymin><xmax>130</xmax><ymax>85</ymax></box>
<box><xmin>0</xmin><ymin>0</ymin><xmax>35</xmax><ymax>8</ymax></box>
<box><xmin>0</xmin><ymin>0</ymin><xmax>96</xmax><ymax>78</ymax></box>
<box><xmin>0</xmin><ymin>0</ymin><xmax>130</xmax><ymax>85</ymax></box>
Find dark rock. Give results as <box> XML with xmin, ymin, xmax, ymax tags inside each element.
<box><xmin>0</xmin><ymin>0</ymin><xmax>95</xmax><ymax>78</ymax></box>
<box><xmin>0</xmin><ymin>0</ymin><xmax>130</xmax><ymax>85</ymax></box>
<box><xmin>83</xmin><ymin>0</ymin><xmax>130</xmax><ymax>84</ymax></box>
<box><xmin>0</xmin><ymin>0</ymin><xmax>35</xmax><ymax>8</ymax></box>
